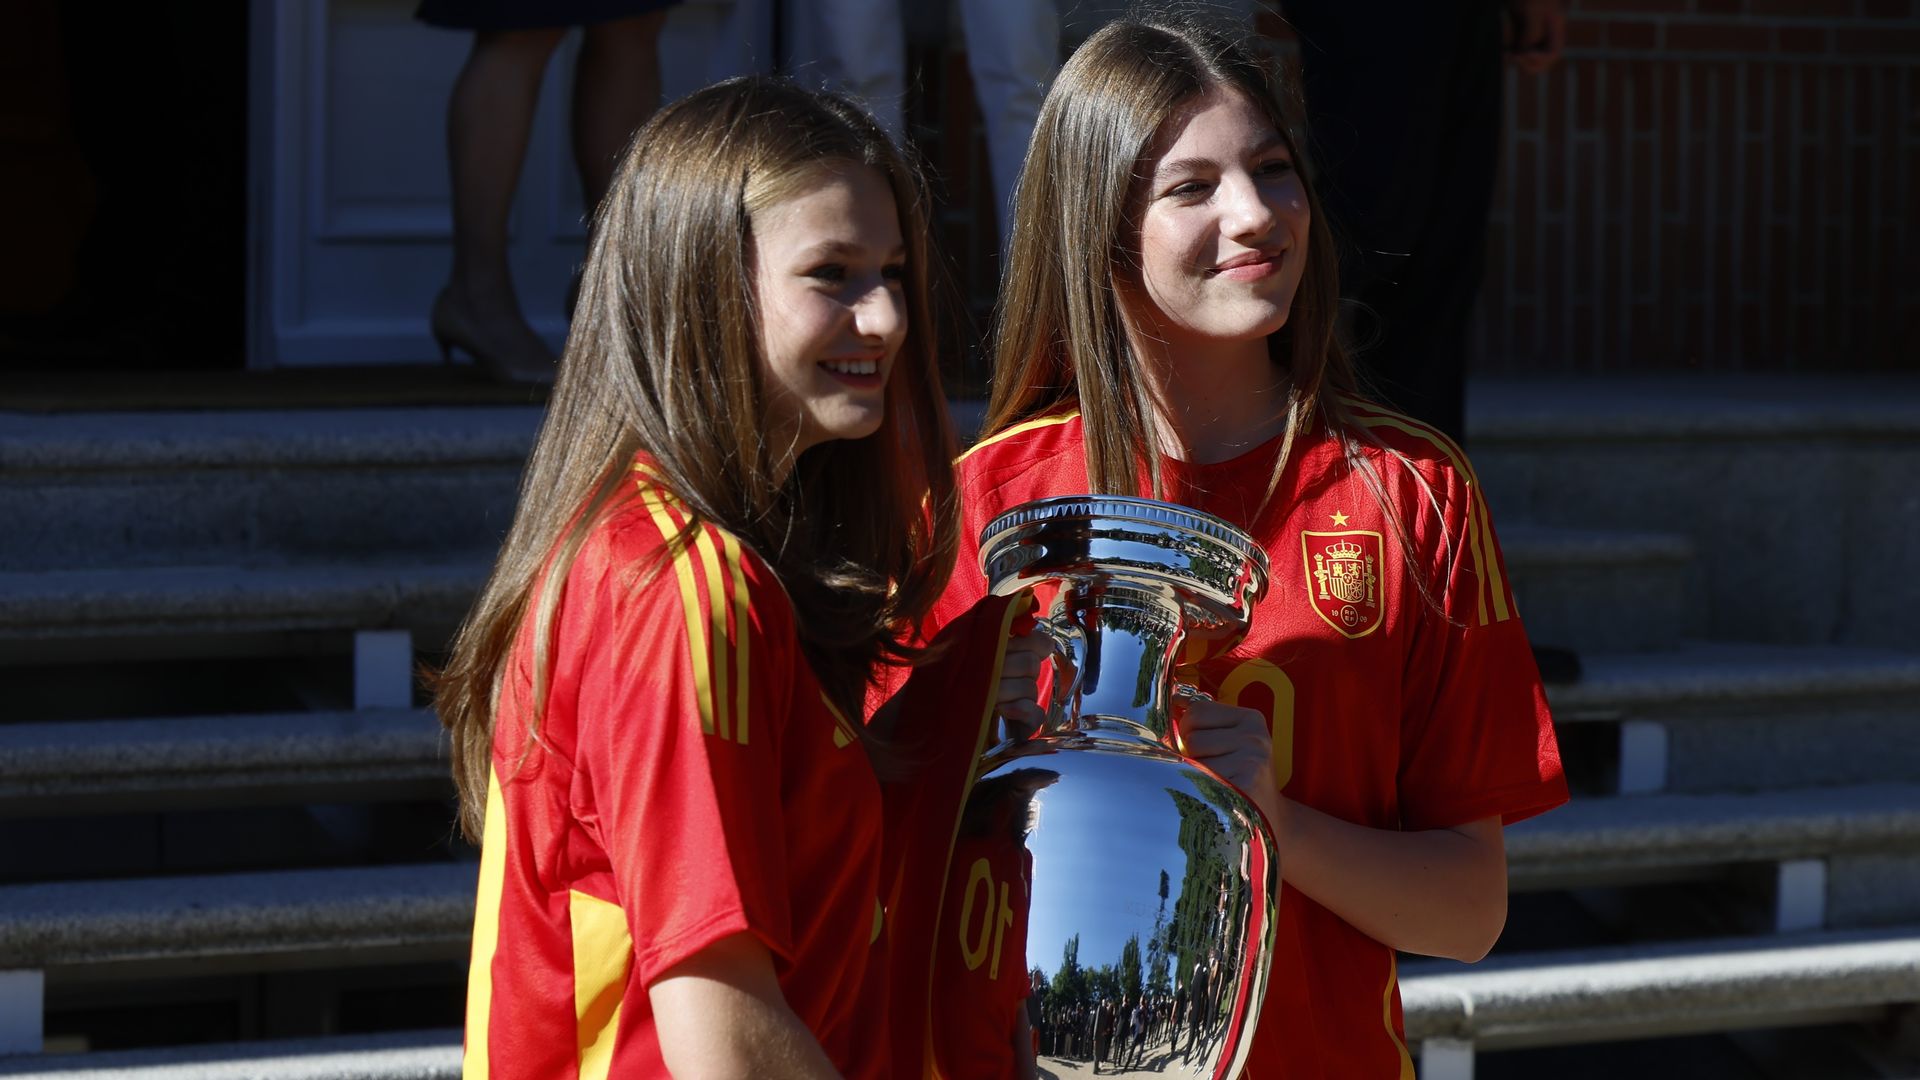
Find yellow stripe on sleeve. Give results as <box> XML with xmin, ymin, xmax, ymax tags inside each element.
<box><xmin>1349</xmin><ymin>404</ymin><xmax>1513</xmax><ymax>623</ymax></box>
<box><xmin>1350</xmin><ymin>410</ymin><xmax>1512</xmax><ymax>625</ymax></box>
<box><xmin>1383</xmin><ymin>953</ymin><xmax>1415</xmax><ymax>1080</ymax></box>
<box><xmin>570</xmin><ymin>889</ymin><xmax>634</xmax><ymax>1080</ymax></box>
<box><xmin>721</xmin><ymin>531</ymin><xmax>751</xmax><ymax>744</ymax></box>
<box><xmin>690</xmin><ymin>527</ymin><xmax>733</xmax><ymax>743</ymax></box>
<box><xmin>640</xmin><ymin>490</ymin><xmax>716</xmax><ymax>735</ymax></box>
<box><xmin>955</xmin><ymin>410</ymin><xmax>1081</xmax><ymax>464</ymax></box>
<box><xmin>462</xmin><ymin>767</ymin><xmax>510</xmax><ymax>1080</ymax></box>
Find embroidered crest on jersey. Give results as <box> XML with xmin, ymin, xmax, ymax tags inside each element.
<box><xmin>1301</xmin><ymin>530</ymin><xmax>1384</xmax><ymax>638</ymax></box>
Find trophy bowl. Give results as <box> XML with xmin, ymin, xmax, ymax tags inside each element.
<box><xmin>930</xmin><ymin>496</ymin><xmax>1278</xmax><ymax>1079</ymax></box>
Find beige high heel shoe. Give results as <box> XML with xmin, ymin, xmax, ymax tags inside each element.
<box><xmin>430</xmin><ymin>288</ymin><xmax>559</xmax><ymax>386</ymax></box>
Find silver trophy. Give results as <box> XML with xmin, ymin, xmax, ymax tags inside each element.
<box><xmin>931</xmin><ymin>496</ymin><xmax>1279</xmax><ymax>1079</ymax></box>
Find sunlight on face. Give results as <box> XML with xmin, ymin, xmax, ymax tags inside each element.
<box><xmin>751</xmin><ymin>163</ymin><xmax>908</xmax><ymax>467</ymax></box>
<box><xmin>1129</xmin><ymin>88</ymin><xmax>1310</xmax><ymax>354</ymax></box>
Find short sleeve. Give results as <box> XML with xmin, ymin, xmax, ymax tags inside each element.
<box><xmin>572</xmin><ymin>524</ymin><xmax>802</xmax><ymax>986</ymax></box>
<box><xmin>1396</xmin><ymin>466</ymin><xmax>1568</xmax><ymax>831</ymax></box>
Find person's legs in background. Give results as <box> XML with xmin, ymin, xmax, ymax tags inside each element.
<box><xmin>435</xmin><ymin>27</ymin><xmax>567</xmax><ymax>382</ymax></box>
<box><xmin>572</xmin><ymin>12</ymin><xmax>670</xmax><ymax>213</ymax></box>
<box><xmin>956</xmin><ymin>0</ymin><xmax>1058</xmax><ymax>251</ymax></box>
<box><xmin>788</xmin><ymin>0</ymin><xmax>908</xmax><ymax>142</ymax></box>
<box><xmin>1285</xmin><ymin>1</ymin><xmax>1503</xmax><ymax>447</ymax></box>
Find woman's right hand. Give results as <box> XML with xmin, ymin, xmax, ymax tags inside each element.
<box><xmin>995</xmin><ymin>631</ymin><xmax>1055</xmax><ymax>740</ymax></box>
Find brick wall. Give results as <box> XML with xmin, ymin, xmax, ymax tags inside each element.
<box><xmin>924</xmin><ymin>2</ymin><xmax>1917</xmax><ymax>382</ymax></box>
<box><xmin>1478</xmin><ymin>0</ymin><xmax>1920</xmax><ymax>372</ymax></box>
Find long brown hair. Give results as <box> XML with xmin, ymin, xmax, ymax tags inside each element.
<box><xmin>982</xmin><ymin>14</ymin><xmax>1443</xmax><ymax>583</ymax></box>
<box><xmin>437</xmin><ymin>78</ymin><xmax>959</xmax><ymax>841</ymax></box>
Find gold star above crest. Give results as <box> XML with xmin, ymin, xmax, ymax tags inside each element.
<box><xmin>1329</xmin><ymin>510</ymin><xmax>1350</xmax><ymax>527</ymax></box>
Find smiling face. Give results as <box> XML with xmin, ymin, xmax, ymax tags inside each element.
<box><xmin>751</xmin><ymin>162</ymin><xmax>908</xmax><ymax>467</ymax></box>
<box><xmin>1126</xmin><ymin>87</ymin><xmax>1310</xmax><ymax>356</ymax></box>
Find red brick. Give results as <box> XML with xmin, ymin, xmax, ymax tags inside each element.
<box><xmin>1826</xmin><ymin>67</ymin><xmax>1848</xmax><ymax>215</ymax></box>
<box><xmin>1630</xmin><ymin>60</ymin><xmax>1658</xmax><ymax>132</ymax></box>
<box><xmin>1573</xmin><ymin>143</ymin><xmax>1601</xmax><ymax>296</ymax></box>
<box><xmin>1853</xmin><ymin>66</ymin><xmax>1880</xmax><ymax>137</ymax></box>
<box><xmin>1513</xmin><ymin>142</ymin><xmax>1540</xmax><ymax>286</ymax></box>
<box><xmin>1666</xmin><ymin>21</ymin><xmax>1777</xmax><ymax>52</ymax></box>
<box><xmin>1513</xmin><ymin>69</ymin><xmax>1543</xmax><ymax>131</ymax></box>
<box><xmin>1744</xmin><ymin>63</ymin><xmax>1772</xmax><ymax>136</ymax></box>
<box><xmin>1689</xmin><ymin>63</ymin><xmax>1720</xmax><ymax>127</ymax></box>
<box><xmin>1566</xmin><ymin>18</ymin><xmax>1607</xmax><ymax>48</ymax></box>
<box><xmin>1575</xmin><ymin>62</ymin><xmax>1604</xmax><ymax>131</ymax></box>
<box><xmin>1572</xmin><ymin>306</ymin><xmax>1598</xmax><ymax>367</ymax></box>
<box><xmin>1542</xmin><ymin>81</ymin><xmax>1569</xmax><ymax>215</ymax></box>
<box><xmin>1609</xmin><ymin>20</ymin><xmax>1662</xmax><ymax>49</ymax></box>
<box><xmin>1572</xmin><ymin>0</ymin><xmax>1675</xmax><ymax>11</ymax></box>
<box><xmin>1833</xmin><ymin>27</ymin><xmax>1920</xmax><ymax>53</ymax></box>
<box><xmin>1776</xmin><ymin>26</ymin><xmax>1834</xmax><ymax>52</ymax></box>
<box><xmin>1511</xmin><ymin>307</ymin><xmax>1539</xmax><ymax>360</ymax></box>
<box><xmin>1631</xmin><ymin>143</ymin><xmax>1657</xmax><ymax>288</ymax></box>
<box><xmin>1746</xmin><ymin>0</ymin><xmax>1855</xmax><ymax>14</ymax></box>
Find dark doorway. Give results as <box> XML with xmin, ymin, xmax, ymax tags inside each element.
<box><xmin>0</xmin><ymin>2</ymin><xmax>249</xmax><ymax>373</ymax></box>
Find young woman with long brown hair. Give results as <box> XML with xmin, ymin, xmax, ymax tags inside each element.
<box><xmin>927</xmin><ymin>16</ymin><xmax>1568</xmax><ymax>1077</ymax></box>
<box><xmin>436</xmin><ymin>77</ymin><xmax>959</xmax><ymax>1077</ymax></box>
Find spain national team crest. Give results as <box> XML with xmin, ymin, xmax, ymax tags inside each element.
<box><xmin>1301</xmin><ymin>530</ymin><xmax>1384</xmax><ymax>638</ymax></box>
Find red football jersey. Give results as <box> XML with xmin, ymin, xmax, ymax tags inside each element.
<box><xmin>464</xmin><ymin>465</ymin><xmax>889</xmax><ymax>1079</ymax></box>
<box><xmin>925</xmin><ymin>404</ymin><xmax>1568</xmax><ymax>1079</ymax></box>
<box><xmin>931</xmin><ymin>811</ymin><xmax>1035</xmax><ymax>1078</ymax></box>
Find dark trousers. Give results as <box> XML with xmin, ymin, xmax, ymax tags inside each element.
<box><xmin>1282</xmin><ymin>2</ymin><xmax>1505</xmax><ymax>445</ymax></box>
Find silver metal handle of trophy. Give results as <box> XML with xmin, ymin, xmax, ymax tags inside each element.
<box><xmin>1029</xmin><ymin>608</ymin><xmax>1086</xmax><ymax>737</ymax></box>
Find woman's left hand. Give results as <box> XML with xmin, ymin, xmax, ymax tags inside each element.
<box><xmin>1173</xmin><ymin>694</ymin><xmax>1282</xmax><ymax>827</ymax></box>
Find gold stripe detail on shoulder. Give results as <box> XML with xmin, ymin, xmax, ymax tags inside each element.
<box><xmin>463</xmin><ymin>767</ymin><xmax>510</xmax><ymax>1080</ymax></box>
<box><xmin>1382</xmin><ymin>952</ymin><xmax>1415</xmax><ymax>1080</ymax></box>
<box><xmin>821</xmin><ymin>693</ymin><xmax>860</xmax><ymax>750</ymax></box>
<box><xmin>956</xmin><ymin>410</ymin><xmax>1080</xmax><ymax>465</ymax></box>
<box><xmin>640</xmin><ymin>490</ymin><xmax>717</xmax><ymax>735</ymax></box>
<box><xmin>721</xmin><ymin>531</ymin><xmax>751</xmax><ymax>744</ymax></box>
<box><xmin>1349</xmin><ymin>410</ymin><xmax>1512</xmax><ymax>626</ymax></box>
<box><xmin>690</xmin><ymin>526</ymin><xmax>733</xmax><ymax>743</ymax></box>
<box><xmin>570</xmin><ymin>889</ymin><xmax>633</xmax><ymax>1080</ymax></box>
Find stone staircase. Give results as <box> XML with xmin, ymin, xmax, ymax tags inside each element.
<box><xmin>0</xmin><ymin>378</ymin><xmax>1916</xmax><ymax>1077</ymax></box>
<box><xmin>0</xmin><ymin>407</ymin><xmax>532</xmax><ymax>1066</ymax></box>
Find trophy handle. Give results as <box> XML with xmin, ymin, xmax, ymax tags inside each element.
<box><xmin>1030</xmin><ymin>608</ymin><xmax>1086</xmax><ymax>735</ymax></box>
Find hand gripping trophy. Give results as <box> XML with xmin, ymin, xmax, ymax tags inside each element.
<box><xmin>931</xmin><ymin>496</ymin><xmax>1278</xmax><ymax>1079</ymax></box>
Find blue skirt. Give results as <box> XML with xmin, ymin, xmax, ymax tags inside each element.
<box><xmin>415</xmin><ymin>0</ymin><xmax>681</xmax><ymax>31</ymax></box>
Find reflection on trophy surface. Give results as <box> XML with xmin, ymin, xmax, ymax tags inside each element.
<box><xmin>932</xmin><ymin>496</ymin><xmax>1279</xmax><ymax>1080</ymax></box>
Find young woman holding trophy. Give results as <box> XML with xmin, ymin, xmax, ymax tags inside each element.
<box><xmin>923</xmin><ymin>15</ymin><xmax>1570</xmax><ymax>1077</ymax></box>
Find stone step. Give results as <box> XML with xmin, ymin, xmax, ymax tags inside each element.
<box><xmin>0</xmin><ymin>407</ymin><xmax>538</xmax><ymax>572</ymax></box>
<box><xmin>0</xmin><ymin>562</ymin><xmax>488</xmax><ymax>663</ymax></box>
<box><xmin>0</xmin><ymin>709</ymin><xmax>447</xmax><ymax>818</ymax></box>
<box><xmin>1467</xmin><ymin>375</ymin><xmax>1920</xmax><ymax>651</ymax></box>
<box><xmin>1547</xmin><ymin>642</ymin><xmax>1920</xmax><ymax>794</ymax></box>
<box><xmin>0</xmin><ymin>1029</ymin><xmax>460</xmax><ymax>1079</ymax></box>
<box><xmin>0</xmin><ymin>863</ymin><xmax>475</xmax><ymax>979</ymax></box>
<box><xmin>9</xmin><ymin>928</ymin><xmax>1916</xmax><ymax>1078</ymax></box>
<box><xmin>1499</xmin><ymin>524</ymin><xmax>1696</xmax><ymax>653</ymax></box>
<box><xmin>1402</xmin><ymin>926</ymin><xmax>1920</xmax><ymax>1078</ymax></box>
<box><xmin>1509</xmin><ymin>783</ymin><xmax>1920</xmax><ymax>933</ymax></box>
